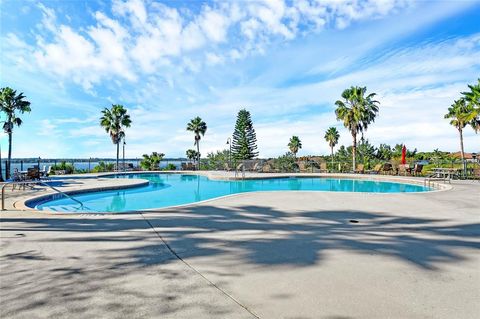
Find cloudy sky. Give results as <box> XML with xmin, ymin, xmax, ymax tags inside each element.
<box><xmin>1</xmin><ymin>0</ymin><xmax>479</xmax><ymax>159</ymax></box>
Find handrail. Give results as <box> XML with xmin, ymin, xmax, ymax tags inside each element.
<box><xmin>1</xmin><ymin>180</ymin><xmax>83</xmax><ymax>211</ymax></box>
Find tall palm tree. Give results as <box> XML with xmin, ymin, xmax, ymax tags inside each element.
<box><xmin>100</xmin><ymin>104</ymin><xmax>131</xmax><ymax>172</ymax></box>
<box><xmin>186</xmin><ymin>117</ymin><xmax>207</xmax><ymax>169</ymax></box>
<box><xmin>335</xmin><ymin>86</ymin><xmax>379</xmax><ymax>170</ymax></box>
<box><xmin>0</xmin><ymin>87</ymin><xmax>31</xmax><ymax>179</ymax></box>
<box><xmin>461</xmin><ymin>79</ymin><xmax>480</xmax><ymax>133</ymax></box>
<box><xmin>324</xmin><ymin>127</ymin><xmax>340</xmax><ymax>166</ymax></box>
<box><xmin>444</xmin><ymin>98</ymin><xmax>473</xmax><ymax>163</ymax></box>
<box><xmin>288</xmin><ymin>136</ymin><xmax>302</xmax><ymax>158</ymax></box>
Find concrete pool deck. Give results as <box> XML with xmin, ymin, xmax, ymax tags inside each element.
<box><xmin>0</xmin><ymin>173</ymin><xmax>479</xmax><ymax>318</ymax></box>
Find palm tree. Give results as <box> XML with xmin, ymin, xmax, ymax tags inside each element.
<box><xmin>324</xmin><ymin>127</ymin><xmax>340</xmax><ymax>166</ymax></box>
<box><xmin>461</xmin><ymin>79</ymin><xmax>480</xmax><ymax>132</ymax></box>
<box><xmin>335</xmin><ymin>86</ymin><xmax>379</xmax><ymax>170</ymax></box>
<box><xmin>444</xmin><ymin>98</ymin><xmax>473</xmax><ymax>163</ymax></box>
<box><xmin>0</xmin><ymin>87</ymin><xmax>31</xmax><ymax>179</ymax></box>
<box><xmin>100</xmin><ymin>104</ymin><xmax>131</xmax><ymax>172</ymax></box>
<box><xmin>186</xmin><ymin>149</ymin><xmax>198</xmax><ymax>165</ymax></box>
<box><xmin>186</xmin><ymin>117</ymin><xmax>207</xmax><ymax>169</ymax></box>
<box><xmin>288</xmin><ymin>136</ymin><xmax>302</xmax><ymax>158</ymax></box>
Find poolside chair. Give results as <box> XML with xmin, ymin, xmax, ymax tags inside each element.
<box><xmin>472</xmin><ymin>168</ymin><xmax>480</xmax><ymax>181</ymax></box>
<box><xmin>319</xmin><ymin>162</ymin><xmax>328</xmax><ymax>173</ymax></box>
<box><xmin>236</xmin><ymin>163</ymin><xmax>244</xmax><ymax>171</ymax></box>
<box><xmin>297</xmin><ymin>161</ymin><xmax>307</xmax><ymax>173</ymax></box>
<box><xmin>252</xmin><ymin>162</ymin><xmax>263</xmax><ymax>172</ymax></box>
<box><xmin>224</xmin><ymin>162</ymin><xmax>232</xmax><ymax>171</ymax></box>
<box><xmin>40</xmin><ymin>166</ymin><xmax>52</xmax><ymax>181</ymax></box>
<box><xmin>367</xmin><ymin>164</ymin><xmax>382</xmax><ymax>174</ymax></box>
<box><xmin>412</xmin><ymin>164</ymin><xmax>423</xmax><ymax>176</ymax></box>
<box><xmin>12</xmin><ymin>169</ymin><xmax>26</xmax><ymax>190</ymax></box>
<box><xmin>262</xmin><ymin>164</ymin><xmax>274</xmax><ymax>173</ymax></box>
<box><xmin>354</xmin><ymin>164</ymin><xmax>365</xmax><ymax>174</ymax></box>
<box><xmin>382</xmin><ymin>163</ymin><xmax>393</xmax><ymax>175</ymax></box>
<box><xmin>398</xmin><ymin>164</ymin><xmax>411</xmax><ymax>176</ymax></box>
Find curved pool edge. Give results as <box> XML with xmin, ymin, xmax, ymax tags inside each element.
<box><xmin>16</xmin><ymin>172</ymin><xmax>452</xmax><ymax>215</ymax></box>
<box><xmin>15</xmin><ymin>178</ymin><xmax>150</xmax><ymax>214</ymax></box>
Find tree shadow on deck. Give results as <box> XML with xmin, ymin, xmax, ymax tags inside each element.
<box><xmin>1</xmin><ymin>205</ymin><xmax>479</xmax><ymax>318</ymax></box>
<box><xmin>2</xmin><ymin>205</ymin><xmax>479</xmax><ymax>270</ymax></box>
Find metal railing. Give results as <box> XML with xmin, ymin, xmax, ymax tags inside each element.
<box><xmin>1</xmin><ymin>180</ymin><xmax>83</xmax><ymax>211</ymax></box>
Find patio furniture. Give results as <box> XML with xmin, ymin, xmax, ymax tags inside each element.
<box><xmin>12</xmin><ymin>169</ymin><xmax>27</xmax><ymax>190</ymax></box>
<box><xmin>311</xmin><ymin>162</ymin><xmax>328</xmax><ymax>173</ymax></box>
<box><xmin>472</xmin><ymin>168</ymin><xmax>480</xmax><ymax>181</ymax></box>
<box><xmin>40</xmin><ymin>166</ymin><xmax>52</xmax><ymax>181</ymax></box>
<box><xmin>224</xmin><ymin>162</ymin><xmax>233</xmax><ymax>171</ymax></box>
<box><xmin>381</xmin><ymin>163</ymin><xmax>393</xmax><ymax>175</ymax></box>
<box><xmin>367</xmin><ymin>164</ymin><xmax>382</xmax><ymax>174</ymax></box>
<box><xmin>297</xmin><ymin>161</ymin><xmax>307</xmax><ymax>173</ymax></box>
<box><xmin>431</xmin><ymin>168</ymin><xmax>460</xmax><ymax>179</ymax></box>
<box><xmin>354</xmin><ymin>164</ymin><xmax>364</xmax><ymax>174</ymax></box>
<box><xmin>252</xmin><ymin>162</ymin><xmax>263</xmax><ymax>172</ymax></box>
<box><xmin>398</xmin><ymin>164</ymin><xmax>411</xmax><ymax>176</ymax></box>
<box><xmin>412</xmin><ymin>164</ymin><xmax>423</xmax><ymax>176</ymax></box>
<box><xmin>319</xmin><ymin>162</ymin><xmax>328</xmax><ymax>173</ymax></box>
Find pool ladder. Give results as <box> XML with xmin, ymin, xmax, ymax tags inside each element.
<box><xmin>234</xmin><ymin>163</ymin><xmax>246</xmax><ymax>179</ymax></box>
<box><xmin>1</xmin><ymin>180</ymin><xmax>84</xmax><ymax>210</ymax></box>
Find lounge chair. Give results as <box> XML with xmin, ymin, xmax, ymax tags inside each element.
<box><xmin>12</xmin><ymin>169</ymin><xmax>26</xmax><ymax>190</ymax></box>
<box><xmin>398</xmin><ymin>164</ymin><xmax>411</xmax><ymax>176</ymax></box>
<box><xmin>382</xmin><ymin>163</ymin><xmax>393</xmax><ymax>175</ymax></box>
<box><xmin>224</xmin><ymin>162</ymin><xmax>232</xmax><ymax>171</ymax></box>
<box><xmin>320</xmin><ymin>162</ymin><xmax>328</xmax><ymax>173</ymax></box>
<box><xmin>412</xmin><ymin>164</ymin><xmax>423</xmax><ymax>176</ymax></box>
<box><xmin>297</xmin><ymin>161</ymin><xmax>307</xmax><ymax>173</ymax></box>
<box><xmin>252</xmin><ymin>162</ymin><xmax>263</xmax><ymax>172</ymax></box>
<box><xmin>367</xmin><ymin>164</ymin><xmax>382</xmax><ymax>174</ymax></box>
<box><xmin>311</xmin><ymin>161</ymin><xmax>328</xmax><ymax>173</ymax></box>
<box><xmin>354</xmin><ymin>164</ymin><xmax>365</xmax><ymax>174</ymax></box>
<box><xmin>262</xmin><ymin>164</ymin><xmax>278</xmax><ymax>173</ymax></box>
<box><xmin>472</xmin><ymin>168</ymin><xmax>480</xmax><ymax>181</ymax></box>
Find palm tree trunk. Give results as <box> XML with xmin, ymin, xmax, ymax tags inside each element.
<box><xmin>459</xmin><ymin>128</ymin><xmax>465</xmax><ymax>175</ymax></box>
<box><xmin>196</xmin><ymin>140</ymin><xmax>200</xmax><ymax>170</ymax></box>
<box><xmin>352</xmin><ymin>132</ymin><xmax>357</xmax><ymax>171</ymax></box>
<box><xmin>116</xmin><ymin>142</ymin><xmax>119</xmax><ymax>173</ymax></box>
<box><xmin>7</xmin><ymin>131</ymin><xmax>12</xmax><ymax>180</ymax></box>
<box><xmin>331</xmin><ymin>145</ymin><xmax>334</xmax><ymax>171</ymax></box>
<box><xmin>459</xmin><ymin>128</ymin><xmax>465</xmax><ymax>161</ymax></box>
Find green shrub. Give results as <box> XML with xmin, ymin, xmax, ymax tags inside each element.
<box><xmin>164</xmin><ymin>163</ymin><xmax>176</xmax><ymax>170</ymax></box>
<box><xmin>140</xmin><ymin>152</ymin><xmax>165</xmax><ymax>170</ymax></box>
<box><xmin>51</xmin><ymin>161</ymin><xmax>74</xmax><ymax>174</ymax></box>
<box><xmin>92</xmin><ymin>161</ymin><xmax>114</xmax><ymax>173</ymax></box>
<box><xmin>273</xmin><ymin>153</ymin><xmax>298</xmax><ymax>172</ymax></box>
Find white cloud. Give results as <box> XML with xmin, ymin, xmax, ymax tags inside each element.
<box><xmin>4</xmin><ymin>0</ymin><xmax>480</xmax><ymax>158</ymax></box>
<box><xmin>11</xmin><ymin>0</ymin><xmax>417</xmax><ymax>89</ymax></box>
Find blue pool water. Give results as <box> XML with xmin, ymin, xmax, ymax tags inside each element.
<box><xmin>35</xmin><ymin>174</ymin><xmax>431</xmax><ymax>213</ymax></box>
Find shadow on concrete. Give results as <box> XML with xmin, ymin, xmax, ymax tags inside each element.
<box><xmin>3</xmin><ymin>205</ymin><xmax>480</xmax><ymax>270</ymax></box>
<box><xmin>1</xmin><ymin>205</ymin><xmax>480</xmax><ymax>318</ymax></box>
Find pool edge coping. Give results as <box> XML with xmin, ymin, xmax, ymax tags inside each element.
<box><xmin>14</xmin><ymin>172</ymin><xmax>453</xmax><ymax>215</ymax></box>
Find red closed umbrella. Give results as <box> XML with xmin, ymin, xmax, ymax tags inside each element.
<box><xmin>401</xmin><ymin>145</ymin><xmax>407</xmax><ymax>165</ymax></box>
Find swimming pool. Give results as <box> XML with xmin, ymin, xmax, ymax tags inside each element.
<box><xmin>31</xmin><ymin>174</ymin><xmax>431</xmax><ymax>213</ymax></box>
<box><xmin>34</xmin><ymin>174</ymin><xmax>431</xmax><ymax>213</ymax></box>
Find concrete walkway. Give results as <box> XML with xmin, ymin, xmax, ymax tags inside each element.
<box><xmin>1</xmin><ymin>177</ymin><xmax>479</xmax><ymax>318</ymax></box>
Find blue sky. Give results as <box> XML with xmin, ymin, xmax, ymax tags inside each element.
<box><xmin>1</xmin><ymin>0</ymin><xmax>479</xmax><ymax>159</ymax></box>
